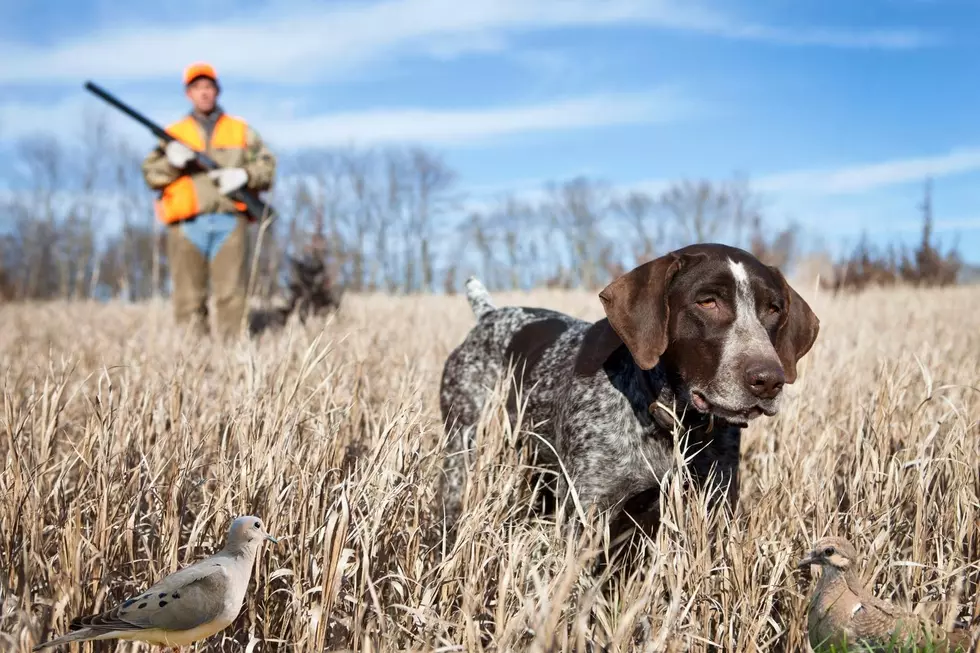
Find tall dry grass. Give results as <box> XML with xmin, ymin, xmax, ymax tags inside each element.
<box><xmin>1</xmin><ymin>283</ymin><xmax>979</xmax><ymax>652</ymax></box>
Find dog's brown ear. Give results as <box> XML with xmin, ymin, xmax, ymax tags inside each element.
<box><xmin>769</xmin><ymin>266</ymin><xmax>820</xmax><ymax>384</ymax></box>
<box><xmin>597</xmin><ymin>252</ymin><xmax>683</xmax><ymax>370</ymax></box>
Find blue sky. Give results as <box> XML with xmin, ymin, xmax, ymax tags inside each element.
<box><xmin>1</xmin><ymin>0</ymin><xmax>979</xmax><ymax>262</ymax></box>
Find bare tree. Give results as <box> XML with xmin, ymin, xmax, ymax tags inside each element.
<box><xmin>406</xmin><ymin>148</ymin><xmax>456</xmax><ymax>293</ymax></box>
<box><xmin>380</xmin><ymin>150</ymin><xmax>409</xmax><ymax>293</ymax></box>
<box><xmin>612</xmin><ymin>190</ymin><xmax>662</xmax><ymax>265</ymax></box>
<box><xmin>748</xmin><ymin>214</ymin><xmax>798</xmax><ymax>269</ymax></box>
<box><xmin>342</xmin><ymin>149</ymin><xmax>378</xmax><ymax>292</ymax></box>
<box><xmin>543</xmin><ymin>177</ymin><xmax>613</xmax><ymax>290</ymax></box>
<box><xmin>71</xmin><ymin>112</ymin><xmax>111</xmax><ymax>299</ymax></box>
<box><xmin>110</xmin><ymin>135</ymin><xmax>160</xmax><ymax>300</ymax></box>
<box><xmin>659</xmin><ymin>179</ymin><xmax>734</xmax><ymax>245</ymax></box>
<box><xmin>459</xmin><ymin>212</ymin><xmax>495</xmax><ymax>290</ymax></box>
<box><xmin>14</xmin><ymin>136</ymin><xmax>65</xmax><ymax>298</ymax></box>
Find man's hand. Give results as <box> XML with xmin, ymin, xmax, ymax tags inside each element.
<box><xmin>207</xmin><ymin>168</ymin><xmax>249</xmax><ymax>195</ymax></box>
<box><xmin>164</xmin><ymin>140</ymin><xmax>196</xmax><ymax>169</ymax></box>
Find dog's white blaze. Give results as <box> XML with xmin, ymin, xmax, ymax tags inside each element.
<box><xmin>709</xmin><ymin>259</ymin><xmax>780</xmax><ymax>410</ymax></box>
<box><xmin>728</xmin><ymin>261</ymin><xmax>755</xmax><ymax>322</ymax></box>
<box><xmin>729</xmin><ymin>260</ymin><xmax>749</xmax><ymax>289</ymax></box>
<box><xmin>727</xmin><ymin>258</ymin><xmax>772</xmax><ymax>351</ymax></box>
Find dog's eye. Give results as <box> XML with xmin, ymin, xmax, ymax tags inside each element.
<box><xmin>768</xmin><ymin>304</ymin><xmax>781</xmax><ymax>315</ymax></box>
<box><xmin>696</xmin><ymin>298</ymin><xmax>717</xmax><ymax>309</ymax></box>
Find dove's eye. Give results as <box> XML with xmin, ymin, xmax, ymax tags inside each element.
<box><xmin>254</xmin><ymin>521</ymin><xmax>261</xmax><ymax>529</ymax></box>
<box><xmin>823</xmin><ymin>547</ymin><xmax>836</xmax><ymax>556</ymax></box>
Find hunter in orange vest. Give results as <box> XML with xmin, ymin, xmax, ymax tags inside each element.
<box><xmin>141</xmin><ymin>62</ymin><xmax>276</xmax><ymax>340</ymax></box>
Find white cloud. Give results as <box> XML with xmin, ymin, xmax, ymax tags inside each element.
<box><xmin>0</xmin><ymin>87</ymin><xmax>692</xmax><ymax>150</ymax></box>
<box><xmin>698</xmin><ymin>23</ymin><xmax>933</xmax><ymax>49</ymax></box>
<box><xmin>754</xmin><ymin>146</ymin><xmax>980</xmax><ymax>195</ymax></box>
<box><xmin>0</xmin><ymin>0</ymin><xmax>935</xmax><ymax>85</ymax></box>
<box><xmin>461</xmin><ymin>145</ymin><xmax>980</xmax><ymax>213</ymax></box>
<box><xmin>600</xmin><ymin>146</ymin><xmax>980</xmax><ymax>204</ymax></box>
<box><xmin>259</xmin><ymin>88</ymin><xmax>693</xmax><ymax>149</ymax></box>
<box><xmin>0</xmin><ymin>93</ymin><xmax>177</xmax><ymax>146</ymax></box>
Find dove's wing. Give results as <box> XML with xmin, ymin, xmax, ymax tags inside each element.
<box><xmin>70</xmin><ymin>560</ymin><xmax>230</xmax><ymax>634</ymax></box>
<box><xmin>850</xmin><ymin>601</ymin><xmax>973</xmax><ymax>652</ymax></box>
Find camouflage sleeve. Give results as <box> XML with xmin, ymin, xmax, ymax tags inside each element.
<box><xmin>141</xmin><ymin>140</ymin><xmax>182</xmax><ymax>191</ymax></box>
<box><xmin>242</xmin><ymin>126</ymin><xmax>276</xmax><ymax>192</ymax></box>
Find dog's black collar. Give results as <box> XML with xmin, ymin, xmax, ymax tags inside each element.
<box><xmin>638</xmin><ymin>367</ymin><xmax>721</xmax><ymax>434</ymax></box>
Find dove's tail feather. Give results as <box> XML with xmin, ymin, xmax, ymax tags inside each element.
<box><xmin>32</xmin><ymin>628</ymin><xmax>100</xmax><ymax>651</ymax></box>
<box><xmin>464</xmin><ymin>277</ymin><xmax>495</xmax><ymax>320</ymax></box>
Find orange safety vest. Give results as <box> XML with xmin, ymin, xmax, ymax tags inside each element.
<box><xmin>154</xmin><ymin>113</ymin><xmax>249</xmax><ymax>224</ymax></box>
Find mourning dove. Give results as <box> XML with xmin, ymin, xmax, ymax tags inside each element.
<box><xmin>798</xmin><ymin>536</ymin><xmax>975</xmax><ymax>652</ymax></box>
<box><xmin>33</xmin><ymin>515</ymin><xmax>278</xmax><ymax>652</ymax></box>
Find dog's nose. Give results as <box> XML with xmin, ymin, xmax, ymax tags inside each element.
<box><xmin>744</xmin><ymin>360</ymin><xmax>785</xmax><ymax>399</ymax></box>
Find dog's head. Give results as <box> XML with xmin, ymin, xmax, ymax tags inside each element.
<box><xmin>286</xmin><ymin>255</ymin><xmax>343</xmax><ymax>319</ymax></box>
<box><xmin>594</xmin><ymin>243</ymin><xmax>820</xmax><ymax>426</ymax></box>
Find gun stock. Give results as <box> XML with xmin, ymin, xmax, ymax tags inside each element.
<box><xmin>84</xmin><ymin>80</ymin><xmax>276</xmax><ymax>222</ymax></box>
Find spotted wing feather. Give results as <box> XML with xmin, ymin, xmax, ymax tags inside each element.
<box><xmin>849</xmin><ymin>598</ymin><xmax>973</xmax><ymax>652</ymax></box>
<box><xmin>68</xmin><ymin>564</ymin><xmax>229</xmax><ymax>634</ymax></box>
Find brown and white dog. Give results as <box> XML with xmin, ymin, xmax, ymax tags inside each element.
<box><xmin>438</xmin><ymin>243</ymin><xmax>820</xmax><ymax>535</ymax></box>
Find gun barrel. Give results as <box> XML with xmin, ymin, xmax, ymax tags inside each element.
<box><xmin>83</xmin><ymin>80</ymin><xmax>275</xmax><ymax>220</ymax></box>
<box><xmin>84</xmin><ymin>82</ymin><xmax>169</xmax><ymax>142</ymax></box>
<box><xmin>84</xmin><ymin>81</ymin><xmax>221</xmax><ymax>171</ymax></box>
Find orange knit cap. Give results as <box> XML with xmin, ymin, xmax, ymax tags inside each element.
<box><xmin>183</xmin><ymin>62</ymin><xmax>218</xmax><ymax>86</ymax></box>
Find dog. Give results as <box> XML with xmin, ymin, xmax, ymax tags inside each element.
<box><xmin>438</xmin><ymin>243</ymin><xmax>820</xmax><ymax>537</ymax></box>
<box><xmin>247</xmin><ymin>255</ymin><xmax>343</xmax><ymax>336</ymax></box>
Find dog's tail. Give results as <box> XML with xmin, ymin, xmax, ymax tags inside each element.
<box><xmin>464</xmin><ymin>276</ymin><xmax>495</xmax><ymax>320</ymax></box>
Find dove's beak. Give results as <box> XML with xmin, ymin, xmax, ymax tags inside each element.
<box><xmin>797</xmin><ymin>554</ymin><xmax>817</xmax><ymax>570</ymax></box>
<box><xmin>265</xmin><ymin>533</ymin><xmax>279</xmax><ymax>544</ymax></box>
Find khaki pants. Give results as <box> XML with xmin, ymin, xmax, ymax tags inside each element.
<box><xmin>166</xmin><ymin>213</ymin><xmax>249</xmax><ymax>340</ymax></box>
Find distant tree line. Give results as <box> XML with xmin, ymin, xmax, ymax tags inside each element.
<box><xmin>823</xmin><ymin>179</ymin><xmax>962</xmax><ymax>293</ymax></box>
<box><xmin>0</xmin><ymin>117</ymin><xmax>966</xmax><ymax>302</ymax></box>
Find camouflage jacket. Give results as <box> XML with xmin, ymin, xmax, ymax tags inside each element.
<box><xmin>141</xmin><ymin>106</ymin><xmax>276</xmax><ymax>219</ymax></box>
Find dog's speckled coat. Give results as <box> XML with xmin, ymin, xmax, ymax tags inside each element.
<box><xmin>439</xmin><ymin>243</ymin><xmax>820</xmax><ymax>534</ymax></box>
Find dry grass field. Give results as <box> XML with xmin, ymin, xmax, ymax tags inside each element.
<box><xmin>1</xmin><ymin>282</ymin><xmax>979</xmax><ymax>652</ymax></box>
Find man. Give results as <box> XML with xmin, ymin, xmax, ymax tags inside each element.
<box><xmin>141</xmin><ymin>62</ymin><xmax>276</xmax><ymax>339</ymax></box>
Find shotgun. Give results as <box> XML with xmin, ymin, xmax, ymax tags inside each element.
<box><xmin>84</xmin><ymin>80</ymin><xmax>276</xmax><ymax>221</ymax></box>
